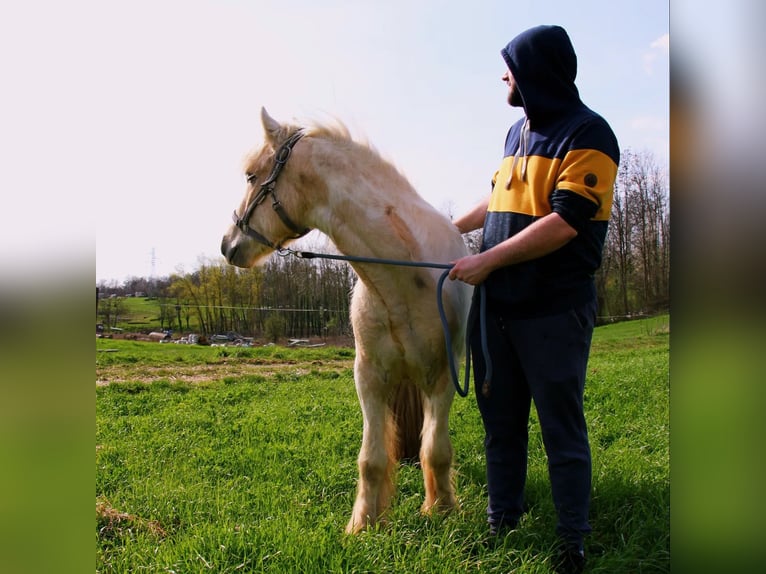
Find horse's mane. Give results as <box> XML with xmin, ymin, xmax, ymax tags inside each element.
<box><xmin>243</xmin><ymin>117</ymin><xmax>356</xmax><ymax>172</ymax></box>
<box><xmin>243</xmin><ymin>115</ymin><xmax>414</xmax><ymax>201</ymax></box>
<box><xmin>302</xmin><ymin>117</ymin><xmax>413</xmax><ymax>190</ymax></box>
<box><xmin>304</xmin><ymin>117</ymin><xmax>354</xmax><ymax>143</ymax></box>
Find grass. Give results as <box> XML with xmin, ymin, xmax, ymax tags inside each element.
<box><xmin>96</xmin><ymin>315</ymin><xmax>669</xmax><ymax>573</ymax></box>
<box><xmin>99</xmin><ymin>296</ymin><xmax>173</xmax><ymax>332</ymax></box>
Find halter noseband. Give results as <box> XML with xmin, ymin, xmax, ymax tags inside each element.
<box><xmin>232</xmin><ymin>130</ymin><xmax>310</xmax><ymax>249</ymax></box>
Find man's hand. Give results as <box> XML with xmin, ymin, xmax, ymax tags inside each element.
<box><xmin>449</xmin><ymin>213</ymin><xmax>578</xmax><ymax>285</ymax></box>
<box><xmin>449</xmin><ymin>252</ymin><xmax>495</xmax><ymax>286</ymax></box>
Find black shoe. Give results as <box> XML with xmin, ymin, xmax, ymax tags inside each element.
<box><xmin>488</xmin><ymin>521</ymin><xmax>517</xmax><ymax>537</ymax></box>
<box><xmin>554</xmin><ymin>545</ymin><xmax>585</xmax><ymax>574</ymax></box>
<box><xmin>482</xmin><ymin>520</ymin><xmax>517</xmax><ymax>549</ymax></box>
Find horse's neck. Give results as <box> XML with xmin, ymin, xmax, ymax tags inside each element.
<box><xmin>308</xmin><ymin>143</ymin><xmax>433</xmax><ymax>262</ymax></box>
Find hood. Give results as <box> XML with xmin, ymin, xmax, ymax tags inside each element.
<box><xmin>501</xmin><ymin>25</ymin><xmax>582</xmax><ymax>123</ymax></box>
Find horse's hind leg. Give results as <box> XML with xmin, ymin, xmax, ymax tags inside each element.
<box><xmin>346</xmin><ymin>362</ymin><xmax>396</xmax><ymax>534</ymax></box>
<box><xmin>420</xmin><ymin>381</ymin><xmax>457</xmax><ymax>514</ymax></box>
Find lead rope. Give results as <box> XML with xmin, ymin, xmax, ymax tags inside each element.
<box><xmin>437</xmin><ymin>271</ymin><xmax>490</xmax><ymax>397</ymax></box>
<box><xmin>283</xmin><ymin>248</ymin><xmax>490</xmax><ymax>398</ymax></box>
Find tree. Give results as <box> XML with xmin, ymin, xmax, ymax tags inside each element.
<box><xmin>98</xmin><ymin>296</ymin><xmax>126</xmax><ymax>330</ymax></box>
<box><xmin>597</xmin><ymin>148</ymin><xmax>669</xmax><ymax>319</ymax></box>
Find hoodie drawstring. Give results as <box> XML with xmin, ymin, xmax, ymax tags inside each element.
<box><xmin>505</xmin><ymin>117</ymin><xmax>530</xmax><ymax>189</ymax></box>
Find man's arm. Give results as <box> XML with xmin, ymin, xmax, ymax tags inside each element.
<box><xmin>452</xmin><ymin>195</ymin><xmax>490</xmax><ymax>234</ymax></box>
<box><xmin>448</xmin><ymin>212</ymin><xmax>577</xmax><ymax>285</ymax></box>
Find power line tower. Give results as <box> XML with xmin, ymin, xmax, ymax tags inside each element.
<box><xmin>150</xmin><ymin>247</ymin><xmax>157</xmax><ymax>278</ymax></box>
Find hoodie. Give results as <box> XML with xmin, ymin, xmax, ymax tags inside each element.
<box><xmin>482</xmin><ymin>25</ymin><xmax>620</xmax><ymax>318</ymax></box>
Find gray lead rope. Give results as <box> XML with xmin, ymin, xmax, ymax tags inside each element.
<box><xmin>284</xmin><ymin>248</ymin><xmax>490</xmax><ymax>398</ymax></box>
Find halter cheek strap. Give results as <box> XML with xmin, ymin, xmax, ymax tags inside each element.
<box><xmin>232</xmin><ymin>130</ymin><xmax>311</xmax><ymax>249</ymax></box>
<box><xmin>231</xmin><ymin>211</ymin><xmax>280</xmax><ymax>249</ymax></box>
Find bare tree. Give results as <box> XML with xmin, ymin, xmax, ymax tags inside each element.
<box><xmin>98</xmin><ymin>296</ymin><xmax>127</xmax><ymax>330</ymax></box>
<box><xmin>598</xmin><ymin>148</ymin><xmax>669</xmax><ymax>318</ymax></box>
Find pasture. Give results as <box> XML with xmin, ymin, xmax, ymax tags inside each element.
<box><xmin>96</xmin><ymin>315</ymin><xmax>669</xmax><ymax>573</ymax></box>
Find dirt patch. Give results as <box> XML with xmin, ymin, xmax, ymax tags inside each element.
<box><xmin>105</xmin><ymin>333</ymin><xmax>356</xmax><ymax>347</ymax></box>
<box><xmin>96</xmin><ymin>335</ymin><xmax>356</xmax><ymax>386</ymax></box>
<box><xmin>96</xmin><ymin>357</ymin><xmax>354</xmax><ymax>386</ymax></box>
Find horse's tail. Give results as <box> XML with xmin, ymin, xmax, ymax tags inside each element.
<box><xmin>390</xmin><ymin>382</ymin><xmax>424</xmax><ymax>463</ymax></box>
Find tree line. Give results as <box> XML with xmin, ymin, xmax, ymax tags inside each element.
<box><xmin>596</xmin><ymin>148</ymin><xmax>670</xmax><ymax>318</ymax></box>
<box><xmin>98</xmin><ymin>148</ymin><xmax>668</xmax><ymax>337</ymax></box>
<box><xmin>163</xmin><ymin>248</ymin><xmax>355</xmax><ymax>340</ymax></box>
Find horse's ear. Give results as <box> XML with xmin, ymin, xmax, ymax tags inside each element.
<box><xmin>261</xmin><ymin>107</ymin><xmax>285</xmax><ymax>147</ymax></box>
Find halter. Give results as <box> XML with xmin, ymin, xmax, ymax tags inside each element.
<box><xmin>232</xmin><ymin>130</ymin><xmax>311</xmax><ymax>249</ymax></box>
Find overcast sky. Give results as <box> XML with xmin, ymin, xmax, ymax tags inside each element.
<box><xmin>0</xmin><ymin>1</ymin><xmax>669</xmax><ymax>284</ymax></box>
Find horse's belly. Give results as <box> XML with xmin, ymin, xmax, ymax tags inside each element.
<box><xmin>354</xmin><ymin>320</ymin><xmax>446</xmax><ymax>389</ymax></box>
<box><xmin>350</xmin><ymin>278</ymin><xmax>453</xmax><ymax>386</ymax></box>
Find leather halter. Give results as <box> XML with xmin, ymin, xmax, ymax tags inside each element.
<box><xmin>232</xmin><ymin>130</ymin><xmax>310</xmax><ymax>249</ymax></box>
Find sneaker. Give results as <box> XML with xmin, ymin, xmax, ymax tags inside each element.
<box><xmin>554</xmin><ymin>545</ymin><xmax>586</xmax><ymax>574</ymax></box>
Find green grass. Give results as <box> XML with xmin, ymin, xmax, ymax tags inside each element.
<box><xmin>97</xmin><ymin>338</ymin><xmax>353</xmax><ymax>366</ymax></box>
<box><xmin>119</xmin><ymin>297</ymin><xmax>160</xmax><ymax>328</ymax></box>
<box><xmin>99</xmin><ymin>296</ymin><xmax>210</xmax><ymax>333</ymax></box>
<box><xmin>97</xmin><ymin>315</ymin><xmax>669</xmax><ymax>573</ymax></box>
<box><xmin>100</xmin><ymin>296</ymin><xmax>167</xmax><ymax>332</ymax></box>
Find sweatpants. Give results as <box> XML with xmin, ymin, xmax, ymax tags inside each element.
<box><xmin>470</xmin><ymin>298</ymin><xmax>596</xmax><ymax>548</ymax></box>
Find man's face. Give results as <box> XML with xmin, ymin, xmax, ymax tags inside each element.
<box><xmin>502</xmin><ymin>68</ymin><xmax>523</xmax><ymax>108</ymax></box>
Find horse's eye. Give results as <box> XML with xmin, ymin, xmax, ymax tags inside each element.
<box><xmin>246</xmin><ymin>173</ymin><xmax>258</xmax><ymax>185</ymax></box>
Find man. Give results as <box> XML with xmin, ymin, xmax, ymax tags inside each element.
<box><xmin>449</xmin><ymin>25</ymin><xmax>619</xmax><ymax>574</ymax></box>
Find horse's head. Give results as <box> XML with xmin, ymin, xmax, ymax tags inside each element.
<box><xmin>221</xmin><ymin>108</ymin><xmax>312</xmax><ymax>268</ymax></box>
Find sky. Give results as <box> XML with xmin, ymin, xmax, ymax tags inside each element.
<box><xmin>0</xmin><ymin>1</ymin><xmax>669</xmax><ymax>285</ymax></box>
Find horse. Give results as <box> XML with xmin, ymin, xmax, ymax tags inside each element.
<box><xmin>220</xmin><ymin>108</ymin><xmax>471</xmax><ymax>533</ymax></box>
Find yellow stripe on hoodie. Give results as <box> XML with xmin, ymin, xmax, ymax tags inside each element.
<box><xmin>488</xmin><ymin>149</ymin><xmax>616</xmax><ymax>221</ymax></box>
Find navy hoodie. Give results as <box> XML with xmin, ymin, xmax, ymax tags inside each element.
<box><xmin>482</xmin><ymin>25</ymin><xmax>620</xmax><ymax>318</ymax></box>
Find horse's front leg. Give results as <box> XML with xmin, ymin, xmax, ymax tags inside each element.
<box><xmin>420</xmin><ymin>378</ymin><xmax>457</xmax><ymax>515</ymax></box>
<box><xmin>346</xmin><ymin>359</ymin><xmax>396</xmax><ymax>534</ymax></box>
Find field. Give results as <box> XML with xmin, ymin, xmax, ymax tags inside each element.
<box><xmin>101</xmin><ymin>296</ymin><xmax>174</xmax><ymax>333</ymax></box>
<box><xmin>96</xmin><ymin>315</ymin><xmax>669</xmax><ymax>573</ymax></box>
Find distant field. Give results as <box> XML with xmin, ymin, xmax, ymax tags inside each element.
<box><xmin>97</xmin><ymin>296</ymin><xmax>162</xmax><ymax>332</ymax></box>
<box><xmin>97</xmin><ymin>315</ymin><xmax>669</xmax><ymax>573</ymax></box>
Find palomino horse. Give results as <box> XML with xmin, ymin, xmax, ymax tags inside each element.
<box><xmin>220</xmin><ymin>108</ymin><xmax>471</xmax><ymax>533</ymax></box>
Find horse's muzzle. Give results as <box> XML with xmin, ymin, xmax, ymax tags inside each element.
<box><xmin>221</xmin><ymin>236</ymin><xmax>237</xmax><ymax>264</ymax></box>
